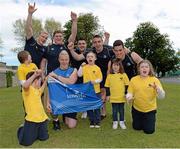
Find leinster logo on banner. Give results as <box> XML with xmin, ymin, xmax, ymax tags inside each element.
<box><xmin>48</xmin><ymin>77</ymin><xmax>103</xmax><ymax>115</ymax></box>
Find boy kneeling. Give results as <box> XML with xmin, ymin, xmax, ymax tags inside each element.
<box><xmin>17</xmin><ymin>71</ymin><xmax>49</xmax><ymax>146</ymax></box>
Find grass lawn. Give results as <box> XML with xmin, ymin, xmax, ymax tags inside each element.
<box><xmin>0</xmin><ymin>82</ymin><xmax>180</xmax><ymax>148</ymax></box>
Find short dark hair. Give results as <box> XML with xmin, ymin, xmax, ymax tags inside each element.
<box><xmin>53</xmin><ymin>30</ymin><xmax>63</xmax><ymax>38</ymax></box>
<box><xmin>17</xmin><ymin>51</ymin><xmax>30</xmax><ymax>64</ymax></box>
<box><xmin>93</xmin><ymin>34</ymin><xmax>102</xmax><ymax>39</ymax></box>
<box><xmin>113</xmin><ymin>40</ymin><xmax>124</xmax><ymax>48</ymax></box>
<box><xmin>78</xmin><ymin>38</ymin><xmax>86</xmax><ymax>41</ymax></box>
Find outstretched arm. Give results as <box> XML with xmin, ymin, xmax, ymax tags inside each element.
<box><xmin>68</xmin><ymin>11</ymin><xmax>77</xmax><ymax>43</ymax></box>
<box><xmin>131</xmin><ymin>52</ymin><xmax>143</xmax><ymax>64</ymax></box>
<box><xmin>26</xmin><ymin>2</ymin><xmax>37</xmax><ymax>40</ymax></box>
<box><xmin>68</xmin><ymin>42</ymin><xmax>85</xmax><ymax>61</ymax></box>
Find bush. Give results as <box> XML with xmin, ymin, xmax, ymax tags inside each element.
<box><xmin>6</xmin><ymin>71</ymin><xmax>14</xmax><ymax>87</ymax></box>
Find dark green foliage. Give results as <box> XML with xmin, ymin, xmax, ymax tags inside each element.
<box><xmin>6</xmin><ymin>71</ymin><xmax>14</xmax><ymax>87</ymax></box>
<box><xmin>125</xmin><ymin>22</ymin><xmax>179</xmax><ymax>77</ymax></box>
<box><xmin>64</xmin><ymin>13</ymin><xmax>103</xmax><ymax>47</ymax></box>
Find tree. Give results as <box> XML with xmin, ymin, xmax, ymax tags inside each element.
<box><xmin>12</xmin><ymin>17</ymin><xmax>61</xmax><ymax>53</ymax></box>
<box><xmin>13</xmin><ymin>18</ymin><xmax>43</xmax><ymax>46</ymax></box>
<box><xmin>44</xmin><ymin>18</ymin><xmax>62</xmax><ymax>41</ymax></box>
<box><xmin>64</xmin><ymin>13</ymin><xmax>103</xmax><ymax>47</ymax></box>
<box><xmin>125</xmin><ymin>22</ymin><xmax>179</xmax><ymax>77</ymax></box>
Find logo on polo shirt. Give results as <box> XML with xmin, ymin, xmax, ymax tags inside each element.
<box><xmin>103</xmin><ymin>55</ymin><xmax>107</xmax><ymax>59</ymax></box>
<box><xmin>126</xmin><ymin>62</ymin><xmax>131</xmax><ymax>66</ymax></box>
<box><xmin>51</xmin><ymin>48</ymin><xmax>54</xmax><ymax>51</ymax></box>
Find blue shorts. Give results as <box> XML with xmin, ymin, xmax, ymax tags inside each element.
<box><xmin>17</xmin><ymin>120</ymin><xmax>48</xmax><ymax>146</ymax></box>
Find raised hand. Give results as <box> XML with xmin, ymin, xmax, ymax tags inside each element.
<box><xmin>67</xmin><ymin>42</ymin><xmax>74</xmax><ymax>51</ymax></box>
<box><xmin>104</xmin><ymin>32</ymin><xmax>110</xmax><ymax>39</ymax></box>
<box><xmin>28</xmin><ymin>2</ymin><xmax>37</xmax><ymax>15</ymax></box>
<box><xmin>149</xmin><ymin>82</ymin><xmax>158</xmax><ymax>90</ymax></box>
<box><xmin>71</xmin><ymin>11</ymin><xmax>77</xmax><ymax>21</ymax></box>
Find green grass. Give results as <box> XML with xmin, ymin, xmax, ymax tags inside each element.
<box><xmin>0</xmin><ymin>83</ymin><xmax>180</xmax><ymax>148</ymax></box>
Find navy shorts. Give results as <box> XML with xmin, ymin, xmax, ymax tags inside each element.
<box><xmin>63</xmin><ymin>112</ymin><xmax>77</xmax><ymax>120</ymax></box>
<box><xmin>17</xmin><ymin>120</ymin><xmax>49</xmax><ymax>146</ymax></box>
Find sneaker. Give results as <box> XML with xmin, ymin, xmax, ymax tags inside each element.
<box><xmin>90</xmin><ymin>121</ymin><xmax>95</xmax><ymax>128</ymax></box>
<box><xmin>101</xmin><ymin>115</ymin><xmax>106</xmax><ymax>121</ymax></box>
<box><xmin>119</xmin><ymin>121</ymin><xmax>126</xmax><ymax>129</ymax></box>
<box><xmin>95</xmin><ymin>123</ymin><xmax>100</xmax><ymax>128</ymax></box>
<box><xmin>53</xmin><ymin>120</ymin><xmax>61</xmax><ymax>130</ymax></box>
<box><xmin>112</xmin><ymin>121</ymin><xmax>118</xmax><ymax>129</ymax></box>
<box><xmin>81</xmin><ymin>112</ymin><xmax>87</xmax><ymax>119</ymax></box>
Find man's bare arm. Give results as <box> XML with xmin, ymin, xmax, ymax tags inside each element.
<box><xmin>25</xmin><ymin>3</ymin><xmax>37</xmax><ymax>40</ymax></box>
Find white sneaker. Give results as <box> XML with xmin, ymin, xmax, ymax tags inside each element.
<box><xmin>119</xmin><ymin>121</ymin><xmax>127</xmax><ymax>129</ymax></box>
<box><xmin>81</xmin><ymin>112</ymin><xmax>87</xmax><ymax>119</ymax></box>
<box><xmin>112</xmin><ymin>121</ymin><xmax>118</xmax><ymax>129</ymax></box>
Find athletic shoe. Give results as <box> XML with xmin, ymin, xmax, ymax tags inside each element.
<box><xmin>90</xmin><ymin>121</ymin><xmax>95</xmax><ymax>128</ymax></box>
<box><xmin>112</xmin><ymin>121</ymin><xmax>118</xmax><ymax>129</ymax></box>
<box><xmin>119</xmin><ymin>121</ymin><xmax>126</xmax><ymax>129</ymax></box>
<box><xmin>95</xmin><ymin>123</ymin><xmax>100</xmax><ymax>128</ymax></box>
<box><xmin>53</xmin><ymin>120</ymin><xmax>61</xmax><ymax>130</ymax></box>
<box><xmin>81</xmin><ymin>112</ymin><xmax>87</xmax><ymax>119</ymax></box>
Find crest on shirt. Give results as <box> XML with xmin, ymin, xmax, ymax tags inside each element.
<box><xmin>126</xmin><ymin>62</ymin><xmax>131</xmax><ymax>66</ymax></box>
<box><xmin>103</xmin><ymin>55</ymin><xmax>107</xmax><ymax>59</ymax></box>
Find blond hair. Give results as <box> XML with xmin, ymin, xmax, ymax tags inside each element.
<box><xmin>137</xmin><ymin>59</ymin><xmax>155</xmax><ymax>76</ymax></box>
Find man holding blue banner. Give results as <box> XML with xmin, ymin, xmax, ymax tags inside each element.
<box><xmin>47</xmin><ymin>50</ymin><xmax>78</xmax><ymax>130</ymax></box>
<box><xmin>48</xmin><ymin>50</ymin><xmax>103</xmax><ymax>129</ymax></box>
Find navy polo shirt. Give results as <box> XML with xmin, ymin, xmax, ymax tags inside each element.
<box><xmin>24</xmin><ymin>36</ymin><xmax>46</xmax><ymax>68</ymax></box>
<box><xmin>44</xmin><ymin>43</ymin><xmax>70</xmax><ymax>74</ymax></box>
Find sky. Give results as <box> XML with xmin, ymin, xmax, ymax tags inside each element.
<box><xmin>0</xmin><ymin>0</ymin><xmax>180</xmax><ymax>66</ymax></box>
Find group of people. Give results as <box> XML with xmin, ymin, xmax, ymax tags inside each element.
<box><xmin>16</xmin><ymin>3</ymin><xmax>165</xmax><ymax>146</ymax></box>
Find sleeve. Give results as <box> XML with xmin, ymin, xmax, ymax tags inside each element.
<box><xmin>25</xmin><ymin>36</ymin><xmax>36</xmax><ymax>45</ymax></box>
<box><xmin>43</xmin><ymin>45</ymin><xmax>49</xmax><ymax>59</ymax></box>
<box><xmin>32</xmin><ymin>63</ymin><xmax>38</xmax><ymax>70</ymax></box>
<box><xmin>97</xmin><ymin>67</ymin><xmax>103</xmax><ymax>81</ymax></box>
<box><xmin>17</xmin><ymin>67</ymin><xmax>25</xmax><ymax>81</ymax></box>
<box><xmin>123</xmin><ymin>73</ymin><xmax>129</xmax><ymax>86</ymax></box>
<box><xmin>127</xmin><ymin>80</ymin><xmax>134</xmax><ymax>95</ymax></box>
<box><xmin>105</xmin><ymin>75</ymin><xmax>110</xmax><ymax>87</ymax></box>
<box><xmin>155</xmin><ymin>78</ymin><xmax>165</xmax><ymax>99</ymax></box>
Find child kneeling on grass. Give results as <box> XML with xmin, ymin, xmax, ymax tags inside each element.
<box><xmin>17</xmin><ymin>71</ymin><xmax>49</xmax><ymax>146</ymax></box>
<box><xmin>126</xmin><ymin>60</ymin><xmax>165</xmax><ymax>134</ymax></box>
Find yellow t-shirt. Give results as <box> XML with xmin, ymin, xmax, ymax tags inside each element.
<box><xmin>22</xmin><ymin>86</ymin><xmax>48</xmax><ymax>122</ymax></box>
<box><xmin>17</xmin><ymin>63</ymin><xmax>37</xmax><ymax>81</ymax></box>
<box><xmin>105</xmin><ymin>73</ymin><xmax>129</xmax><ymax>103</ymax></box>
<box><xmin>82</xmin><ymin>64</ymin><xmax>102</xmax><ymax>93</ymax></box>
<box><xmin>128</xmin><ymin>75</ymin><xmax>163</xmax><ymax>112</ymax></box>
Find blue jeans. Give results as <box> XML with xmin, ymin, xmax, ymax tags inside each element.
<box><xmin>87</xmin><ymin>93</ymin><xmax>101</xmax><ymax>124</ymax></box>
<box><xmin>112</xmin><ymin>103</ymin><xmax>125</xmax><ymax>121</ymax></box>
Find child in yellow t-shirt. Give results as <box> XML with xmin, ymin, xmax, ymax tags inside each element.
<box><xmin>126</xmin><ymin>60</ymin><xmax>165</xmax><ymax>134</ymax></box>
<box><xmin>17</xmin><ymin>71</ymin><xmax>49</xmax><ymax>146</ymax></box>
<box><xmin>78</xmin><ymin>51</ymin><xmax>102</xmax><ymax>128</ymax></box>
<box><xmin>105</xmin><ymin>58</ymin><xmax>129</xmax><ymax>129</ymax></box>
<box><xmin>17</xmin><ymin>50</ymin><xmax>41</xmax><ymax>87</ymax></box>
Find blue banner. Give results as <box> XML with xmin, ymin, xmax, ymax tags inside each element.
<box><xmin>48</xmin><ymin>77</ymin><xmax>103</xmax><ymax>115</ymax></box>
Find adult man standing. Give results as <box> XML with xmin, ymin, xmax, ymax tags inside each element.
<box><xmin>25</xmin><ymin>3</ymin><xmax>48</xmax><ymax>68</ymax></box>
<box><xmin>41</xmin><ymin>12</ymin><xmax>77</xmax><ymax>75</ymax></box>
<box><xmin>69</xmin><ymin>34</ymin><xmax>114</xmax><ymax>119</ymax></box>
<box><xmin>41</xmin><ymin>12</ymin><xmax>77</xmax><ymax>131</ymax></box>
